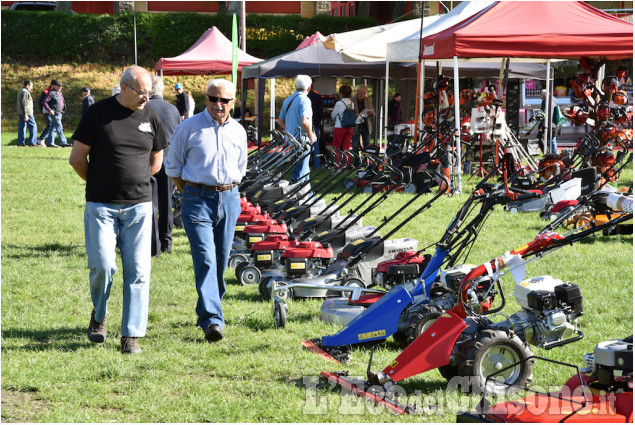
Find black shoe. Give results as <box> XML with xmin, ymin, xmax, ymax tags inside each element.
<box><xmin>160</xmin><ymin>246</ymin><xmax>171</xmax><ymax>254</ymax></box>
<box><xmin>204</xmin><ymin>324</ymin><xmax>223</xmax><ymax>343</ymax></box>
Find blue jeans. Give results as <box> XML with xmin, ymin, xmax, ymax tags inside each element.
<box><xmin>312</xmin><ymin>128</ymin><xmax>321</xmax><ymax>168</ymax></box>
<box><xmin>182</xmin><ymin>185</ymin><xmax>241</xmax><ymax>330</ymax></box>
<box><xmin>84</xmin><ymin>202</ymin><xmax>152</xmax><ymax>337</ymax></box>
<box><xmin>46</xmin><ymin>112</ymin><xmax>68</xmax><ymax>146</ymax></box>
<box><xmin>39</xmin><ymin>113</ymin><xmax>53</xmax><ymax>141</ymax></box>
<box><xmin>17</xmin><ymin>114</ymin><xmax>37</xmax><ymax>146</ymax></box>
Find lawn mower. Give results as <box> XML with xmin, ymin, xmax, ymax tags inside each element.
<box><xmin>320</xmin><ymin>212</ymin><xmax>632</xmax><ymax>412</ymax></box>
<box><xmin>235</xmin><ymin>161</ymin><xmax>405</xmax><ymax>286</ymax></box>
<box><xmin>228</xmin><ymin>149</ymin><xmax>367</xmax><ymax>268</ymax></box>
<box><xmin>268</xmin><ymin>170</ymin><xmax>450</xmax><ymax>327</ymax></box>
<box><xmin>458</xmin><ymin>336</ymin><xmax>633</xmax><ymax>422</ymax></box>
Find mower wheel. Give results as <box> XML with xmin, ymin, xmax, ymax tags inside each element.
<box><xmin>273</xmin><ymin>301</ymin><xmax>287</xmax><ymax>329</ymax></box>
<box><xmin>228</xmin><ymin>253</ymin><xmax>249</xmax><ymax>269</ymax></box>
<box><xmin>404</xmin><ymin>304</ymin><xmax>445</xmax><ymax>347</ymax></box>
<box><xmin>574</xmin><ymin>215</ymin><xmax>594</xmax><ymax>230</ymax></box>
<box><xmin>458</xmin><ymin>328</ymin><xmax>533</xmax><ymax>396</ymax></box>
<box><xmin>239</xmin><ymin>266</ymin><xmax>261</xmax><ymax>286</ymax></box>
<box><xmin>343</xmin><ymin>278</ymin><xmax>365</xmax><ymax>288</ymax></box>
<box><xmin>235</xmin><ymin>262</ymin><xmax>249</xmax><ymax>282</ymax></box>
<box><xmin>507</xmin><ymin>206</ymin><xmax>519</xmax><ymax>214</ymax></box>
<box><xmin>259</xmin><ymin>276</ymin><xmax>273</xmax><ymax>299</ymax></box>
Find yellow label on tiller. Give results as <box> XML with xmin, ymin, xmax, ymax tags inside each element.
<box><xmin>235</xmin><ymin>225</ymin><xmax>245</xmax><ymax>231</ymax></box>
<box><xmin>358</xmin><ymin>330</ymin><xmax>386</xmax><ymax>340</ymax></box>
<box><xmin>389</xmin><ymin>360</ymin><xmax>399</xmax><ymax>368</ymax></box>
<box><xmin>249</xmin><ymin>237</ymin><xmax>263</xmax><ymax>243</ymax></box>
<box><xmin>290</xmin><ymin>263</ymin><xmax>306</xmax><ymax>270</ymax></box>
<box><xmin>257</xmin><ymin>254</ymin><xmax>272</xmax><ymax>261</ymax></box>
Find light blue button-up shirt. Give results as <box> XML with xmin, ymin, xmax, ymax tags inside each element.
<box><xmin>165</xmin><ymin>108</ymin><xmax>247</xmax><ymax>186</ymax></box>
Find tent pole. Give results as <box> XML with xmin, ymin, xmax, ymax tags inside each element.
<box><xmin>544</xmin><ymin>59</ymin><xmax>551</xmax><ymax>154</ymax></box>
<box><xmin>453</xmin><ymin>55</ymin><xmax>462</xmax><ymax>194</ymax></box>
<box><xmin>384</xmin><ymin>61</ymin><xmax>390</xmax><ymax>153</ymax></box>
<box><xmin>270</xmin><ymin>78</ymin><xmax>276</xmax><ymax>139</ymax></box>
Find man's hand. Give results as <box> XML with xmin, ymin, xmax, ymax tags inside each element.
<box><xmin>49</xmin><ymin>110</ymin><xmax>55</xmax><ymax>116</ymax></box>
<box><xmin>171</xmin><ymin>176</ymin><xmax>185</xmax><ymax>191</ymax></box>
<box><xmin>24</xmin><ymin>116</ymin><xmax>29</xmax><ymax>121</ymax></box>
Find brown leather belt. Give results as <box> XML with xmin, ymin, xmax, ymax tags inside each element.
<box><xmin>184</xmin><ymin>181</ymin><xmax>237</xmax><ymax>192</ymax></box>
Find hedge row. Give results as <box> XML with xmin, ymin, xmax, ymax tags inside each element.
<box><xmin>1</xmin><ymin>10</ymin><xmax>377</xmax><ymax>65</ymax></box>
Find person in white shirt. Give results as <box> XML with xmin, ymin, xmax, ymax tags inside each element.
<box><xmin>331</xmin><ymin>85</ymin><xmax>354</xmax><ymax>150</ymax></box>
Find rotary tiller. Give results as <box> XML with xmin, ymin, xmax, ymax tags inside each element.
<box><xmin>320</xmin><ymin>212</ymin><xmax>632</xmax><ymax>412</ymax></box>
<box><xmin>458</xmin><ymin>336</ymin><xmax>633</xmax><ymax>422</ymax></box>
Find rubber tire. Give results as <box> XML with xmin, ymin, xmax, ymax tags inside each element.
<box><xmin>438</xmin><ymin>364</ymin><xmax>460</xmax><ymax>381</ymax></box>
<box><xmin>392</xmin><ymin>331</ymin><xmax>409</xmax><ymax>349</ymax></box>
<box><xmin>173</xmin><ymin>209</ymin><xmax>183</xmax><ymax>228</ymax></box>
<box><xmin>239</xmin><ymin>266</ymin><xmax>261</xmax><ymax>286</ymax></box>
<box><xmin>234</xmin><ymin>261</ymin><xmax>249</xmax><ymax>282</ymax></box>
<box><xmin>273</xmin><ymin>301</ymin><xmax>287</xmax><ymax>329</ymax></box>
<box><xmin>574</xmin><ymin>216</ymin><xmax>593</xmax><ymax>230</ymax></box>
<box><xmin>259</xmin><ymin>276</ymin><xmax>272</xmax><ymax>299</ymax></box>
<box><xmin>508</xmin><ymin>206</ymin><xmax>519</xmax><ymax>214</ymax></box>
<box><xmin>343</xmin><ymin>278</ymin><xmax>365</xmax><ymax>288</ymax></box>
<box><xmin>458</xmin><ymin>328</ymin><xmax>533</xmax><ymax>396</ymax></box>
<box><xmin>228</xmin><ymin>253</ymin><xmax>249</xmax><ymax>269</ymax></box>
<box><xmin>404</xmin><ymin>304</ymin><xmax>445</xmax><ymax>347</ymax></box>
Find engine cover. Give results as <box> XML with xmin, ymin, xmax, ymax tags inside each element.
<box><xmin>513</xmin><ymin>276</ymin><xmax>563</xmax><ymax>310</ymax></box>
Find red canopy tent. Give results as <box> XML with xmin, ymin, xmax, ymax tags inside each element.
<box><xmin>155</xmin><ymin>26</ymin><xmax>263</xmax><ymax>76</ymax></box>
<box><xmin>415</xmin><ymin>1</ymin><xmax>633</xmax><ymax>193</ymax></box>
<box><xmin>420</xmin><ymin>1</ymin><xmax>633</xmax><ymax>60</ymax></box>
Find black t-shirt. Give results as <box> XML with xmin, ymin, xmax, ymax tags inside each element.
<box><xmin>72</xmin><ymin>96</ymin><xmax>168</xmax><ymax>204</ymax></box>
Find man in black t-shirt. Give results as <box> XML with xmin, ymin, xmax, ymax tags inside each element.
<box><xmin>69</xmin><ymin>65</ymin><xmax>167</xmax><ymax>355</ymax></box>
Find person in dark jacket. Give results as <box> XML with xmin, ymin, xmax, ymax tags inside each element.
<box><xmin>146</xmin><ymin>76</ymin><xmax>181</xmax><ymax>256</ymax></box>
<box><xmin>81</xmin><ymin>87</ymin><xmax>95</xmax><ymax>117</ymax></box>
<box><xmin>307</xmin><ymin>87</ymin><xmax>323</xmax><ymax>167</ymax></box>
<box><xmin>43</xmin><ymin>79</ymin><xmax>69</xmax><ymax>147</ymax></box>
<box><xmin>174</xmin><ymin>83</ymin><xmax>187</xmax><ymax>120</ymax></box>
<box><xmin>387</xmin><ymin>92</ymin><xmax>402</xmax><ymax>129</ymax></box>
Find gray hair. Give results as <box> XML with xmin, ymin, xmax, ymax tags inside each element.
<box><xmin>151</xmin><ymin>75</ymin><xmax>164</xmax><ymax>98</ymax></box>
<box><xmin>207</xmin><ymin>79</ymin><xmax>236</xmax><ymax>98</ymax></box>
<box><xmin>295</xmin><ymin>75</ymin><xmax>312</xmax><ymax>91</ymax></box>
<box><xmin>120</xmin><ymin>65</ymin><xmax>151</xmax><ymax>89</ymax></box>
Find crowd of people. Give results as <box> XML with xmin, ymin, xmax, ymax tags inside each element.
<box><xmin>15</xmin><ymin>69</ymin><xmax>388</xmax><ymax>355</ymax></box>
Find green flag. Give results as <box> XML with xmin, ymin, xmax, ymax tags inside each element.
<box><xmin>232</xmin><ymin>13</ymin><xmax>238</xmax><ymax>86</ymax></box>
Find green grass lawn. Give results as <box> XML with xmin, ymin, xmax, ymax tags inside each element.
<box><xmin>1</xmin><ymin>131</ymin><xmax>632</xmax><ymax>422</ymax></box>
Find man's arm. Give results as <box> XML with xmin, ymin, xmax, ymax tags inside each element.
<box><xmin>150</xmin><ymin>150</ymin><xmax>163</xmax><ymax>176</ymax></box>
<box><xmin>300</xmin><ymin>116</ymin><xmax>316</xmax><ymax>143</ymax></box>
<box><xmin>276</xmin><ymin>118</ymin><xmax>285</xmax><ymax>130</ymax></box>
<box><xmin>69</xmin><ymin>140</ymin><xmax>91</xmax><ymax>181</ymax></box>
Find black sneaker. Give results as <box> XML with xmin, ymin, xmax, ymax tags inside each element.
<box><xmin>204</xmin><ymin>324</ymin><xmax>223</xmax><ymax>343</ymax></box>
<box><xmin>87</xmin><ymin>310</ymin><xmax>107</xmax><ymax>343</ymax></box>
<box><xmin>120</xmin><ymin>336</ymin><xmax>142</xmax><ymax>354</ymax></box>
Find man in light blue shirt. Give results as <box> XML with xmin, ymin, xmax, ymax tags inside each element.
<box><xmin>277</xmin><ymin>75</ymin><xmax>317</xmax><ymax>183</ymax></box>
<box><xmin>165</xmin><ymin>78</ymin><xmax>247</xmax><ymax>343</ymax></box>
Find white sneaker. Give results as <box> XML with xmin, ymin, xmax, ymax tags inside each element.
<box><xmin>37</xmin><ymin>139</ymin><xmax>46</xmax><ymax>146</ymax></box>
<box><xmin>48</xmin><ymin>143</ymin><xmax>60</xmax><ymax>148</ymax></box>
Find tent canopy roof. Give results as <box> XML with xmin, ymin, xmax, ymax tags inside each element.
<box><xmin>420</xmin><ymin>1</ymin><xmax>633</xmax><ymax>60</ymax></box>
<box><xmin>155</xmin><ymin>26</ymin><xmax>263</xmax><ymax>76</ymax></box>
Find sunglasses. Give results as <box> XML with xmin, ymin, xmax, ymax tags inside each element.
<box><xmin>207</xmin><ymin>95</ymin><xmax>234</xmax><ymax>104</ymax></box>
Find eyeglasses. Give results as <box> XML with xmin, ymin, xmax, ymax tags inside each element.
<box><xmin>123</xmin><ymin>83</ymin><xmax>150</xmax><ymax>97</ymax></box>
<box><xmin>207</xmin><ymin>95</ymin><xmax>234</xmax><ymax>104</ymax></box>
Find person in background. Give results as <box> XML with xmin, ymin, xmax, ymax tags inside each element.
<box><xmin>387</xmin><ymin>92</ymin><xmax>402</xmax><ymax>129</ymax></box>
<box><xmin>352</xmin><ymin>84</ymin><xmax>374</xmax><ymax>153</ymax></box>
<box><xmin>42</xmin><ymin>79</ymin><xmax>69</xmax><ymax>148</ymax></box>
<box><xmin>538</xmin><ymin>89</ymin><xmax>559</xmax><ymax>154</ymax></box>
<box><xmin>174</xmin><ymin>83</ymin><xmax>187</xmax><ymax>120</ymax></box>
<box><xmin>330</xmin><ymin>84</ymin><xmax>354</xmax><ymax>151</ymax></box>
<box><xmin>165</xmin><ymin>78</ymin><xmax>247</xmax><ymax>343</ymax></box>
<box><xmin>69</xmin><ymin>65</ymin><xmax>167</xmax><ymax>354</ymax></box>
<box><xmin>146</xmin><ymin>75</ymin><xmax>181</xmax><ymax>256</ymax></box>
<box><xmin>307</xmin><ymin>86</ymin><xmax>323</xmax><ymax>167</ymax></box>
<box><xmin>81</xmin><ymin>87</ymin><xmax>95</xmax><ymax>118</ymax></box>
<box><xmin>184</xmin><ymin>90</ymin><xmax>196</xmax><ymax>119</ymax></box>
<box><xmin>16</xmin><ymin>79</ymin><xmax>38</xmax><ymax>147</ymax></box>
<box><xmin>277</xmin><ymin>75</ymin><xmax>317</xmax><ymax>183</ymax></box>
<box><xmin>37</xmin><ymin>83</ymin><xmax>52</xmax><ymax>146</ymax></box>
